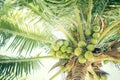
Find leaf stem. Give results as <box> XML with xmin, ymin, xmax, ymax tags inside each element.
<box><xmin>59</xmin><ymin>27</ymin><xmax>77</xmax><ymax>46</ymax></box>
<box><xmin>0</xmin><ymin>56</ymin><xmax>55</xmax><ymax>63</ymax></box>
<box><xmin>74</xmin><ymin>6</ymin><xmax>85</xmax><ymax>41</ymax></box>
<box><xmin>87</xmin><ymin>0</ymin><xmax>93</xmax><ymax>28</ymax></box>
<box><xmin>94</xmin><ymin>55</ymin><xmax>120</xmax><ymax>63</ymax></box>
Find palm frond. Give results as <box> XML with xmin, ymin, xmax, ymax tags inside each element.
<box><xmin>92</xmin><ymin>0</ymin><xmax>108</xmax><ymax>15</ymax></box>
<box><xmin>3</xmin><ymin>35</ymin><xmax>49</xmax><ymax>55</ymax></box>
<box><xmin>114</xmin><ymin>63</ymin><xmax>120</xmax><ymax>71</ymax></box>
<box><xmin>42</xmin><ymin>0</ymin><xmax>75</xmax><ymax>17</ymax></box>
<box><xmin>0</xmin><ymin>0</ymin><xmax>5</xmax><ymax>12</ymax></box>
<box><xmin>0</xmin><ymin>7</ymin><xmax>55</xmax><ymax>42</ymax></box>
<box><xmin>0</xmin><ymin>5</ymin><xmax>57</xmax><ymax>54</ymax></box>
<box><xmin>0</xmin><ymin>31</ymin><xmax>12</xmax><ymax>47</ymax></box>
<box><xmin>98</xmin><ymin>27</ymin><xmax>120</xmax><ymax>47</ymax></box>
<box><xmin>103</xmin><ymin>8</ymin><xmax>120</xmax><ymax>25</ymax></box>
<box><xmin>0</xmin><ymin>54</ymin><xmax>41</xmax><ymax>80</ymax></box>
<box><xmin>106</xmin><ymin>0</ymin><xmax>120</xmax><ymax>11</ymax></box>
<box><xmin>0</xmin><ymin>0</ymin><xmax>79</xmax><ymax>55</ymax></box>
<box><xmin>5</xmin><ymin>0</ymin><xmax>76</xmax><ymax>23</ymax></box>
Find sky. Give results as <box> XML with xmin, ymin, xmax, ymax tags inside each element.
<box><xmin>101</xmin><ymin>62</ymin><xmax>120</xmax><ymax>80</ymax></box>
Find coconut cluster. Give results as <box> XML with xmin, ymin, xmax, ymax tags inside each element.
<box><xmin>73</xmin><ymin>40</ymin><xmax>94</xmax><ymax>63</ymax></box>
<box><xmin>50</xmin><ymin>40</ymin><xmax>73</xmax><ymax>58</ymax></box>
<box><xmin>76</xmin><ymin>25</ymin><xmax>101</xmax><ymax>63</ymax></box>
<box><xmin>49</xmin><ymin>25</ymin><xmax>101</xmax><ymax>63</ymax></box>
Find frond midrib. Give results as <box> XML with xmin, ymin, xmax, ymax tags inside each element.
<box><xmin>0</xmin><ymin>56</ymin><xmax>54</xmax><ymax>63</ymax></box>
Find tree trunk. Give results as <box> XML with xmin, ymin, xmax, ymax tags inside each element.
<box><xmin>65</xmin><ymin>59</ymin><xmax>106</xmax><ymax>80</ymax></box>
<box><xmin>66</xmin><ymin>61</ymin><xmax>90</xmax><ymax>80</ymax></box>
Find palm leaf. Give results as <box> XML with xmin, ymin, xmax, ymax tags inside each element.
<box><xmin>0</xmin><ymin>5</ymin><xmax>57</xmax><ymax>54</ymax></box>
<box><xmin>0</xmin><ymin>1</ymin><xmax>56</xmax><ymax>79</ymax></box>
<box><xmin>106</xmin><ymin>0</ymin><xmax>120</xmax><ymax>11</ymax></box>
<box><xmin>4</xmin><ymin>36</ymin><xmax>48</xmax><ymax>55</ymax></box>
<box><xmin>92</xmin><ymin>0</ymin><xmax>108</xmax><ymax>15</ymax></box>
<box><xmin>6</xmin><ymin>0</ymin><xmax>75</xmax><ymax>23</ymax></box>
<box><xmin>0</xmin><ymin>0</ymin><xmax>77</xmax><ymax>56</ymax></box>
<box><xmin>0</xmin><ymin>7</ymin><xmax>55</xmax><ymax>42</ymax></box>
<box><xmin>114</xmin><ymin>63</ymin><xmax>120</xmax><ymax>71</ymax></box>
<box><xmin>0</xmin><ymin>31</ymin><xmax>12</xmax><ymax>47</ymax></box>
<box><xmin>0</xmin><ymin>0</ymin><xmax>5</xmax><ymax>12</ymax></box>
<box><xmin>0</xmin><ymin>54</ymin><xmax>41</xmax><ymax>80</ymax></box>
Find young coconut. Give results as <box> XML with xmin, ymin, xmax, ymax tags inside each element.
<box><xmin>56</xmin><ymin>40</ymin><xmax>64</xmax><ymax>47</ymax></box>
<box><xmin>87</xmin><ymin>44</ymin><xmax>95</xmax><ymax>51</ymax></box>
<box><xmin>63</xmin><ymin>40</ymin><xmax>70</xmax><ymax>47</ymax></box>
<box><xmin>49</xmin><ymin>50</ymin><xmax>56</xmax><ymax>56</ymax></box>
<box><xmin>93</xmin><ymin>25</ymin><xmax>100</xmax><ymax>32</ymax></box>
<box><xmin>56</xmin><ymin>51</ymin><xmax>63</xmax><ymax>58</ymax></box>
<box><xmin>85</xmin><ymin>28</ymin><xmax>92</xmax><ymax>36</ymax></box>
<box><xmin>78</xmin><ymin>41</ymin><xmax>87</xmax><ymax>48</ymax></box>
<box><xmin>52</xmin><ymin>45</ymin><xmax>59</xmax><ymax>51</ymax></box>
<box><xmin>61</xmin><ymin>46</ymin><xmax>67</xmax><ymax>52</ymax></box>
<box><xmin>92</xmin><ymin>32</ymin><xmax>100</xmax><ymax>39</ymax></box>
<box><xmin>78</xmin><ymin>56</ymin><xmax>87</xmax><ymax>63</ymax></box>
<box><xmin>74</xmin><ymin>47</ymin><xmax>83</xmax><ymax>56</ymax></box>
<box><xmin>66</xmin><ymin>47</ymin><xmax>73</xmax><ymax>53</ymax></box>
<box><xmin>91</xmin><ymin>38</ymin><xmax>98</xmax><ymax>45</ymax></box>
<box><xmin>84</xmin><ymin>51</ymin><xmax>94</xmax><ymax>61</ymax></box>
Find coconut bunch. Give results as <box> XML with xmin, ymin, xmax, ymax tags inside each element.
<box><xmin>50</xmin><ymin>40</ymin><xmax>73</xmax><ymax>59</ymax></box>
<box><xmin>75</xmin><ymin>25</ymin><xmax>102</xmax><ymax>63</ymax></box>
<box><xmin>49</xmin><ymin>25</ymin><xmax>102</xmax><ymax>62</ymax></box>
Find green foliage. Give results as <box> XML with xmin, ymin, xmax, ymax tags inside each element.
<box><xmin>0</xmin><ymin>0</ymin><xmax>5</xmax><ymax>11</ymax></box>
<box><xmin>0</xmin><ymin>55</ymin><xmax>41</xmax><ymax>80</ymax></box>
<box><xmin>92</xmin><ymin>0</ymin><xmax>108</xmax><ymax>15</ymax></box>
<box><xmin>0</xmin><ymin>31</ymin><xmax>12</xmax><ymax>47</ymax></box>
<box><xmin>0</xmin><ymin>8</ymin><xmax>55</xmax><ymax>43</ymax></box>
<box><xmin>7</xmin><ymin>36</ymin><xmax>46</xmax><ymax>54</ymax></box>
<box><xmin>0</xmin><ymin>0</ymin><xmax>120</xmax><ymax>79</ymax></box>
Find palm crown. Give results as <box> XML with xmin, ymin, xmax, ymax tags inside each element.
<box><xmin>0</xmin><ymin>0</ymin><xmax>120</xmax><ymax>80</ymax></box>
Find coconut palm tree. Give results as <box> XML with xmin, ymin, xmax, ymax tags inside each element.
<box><xmin>0</xmin><ymin>0</ymin><xmax>120</xmax><ymax>80</ymax></box>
